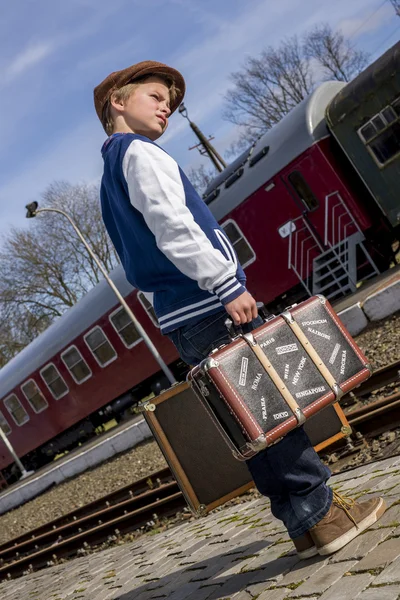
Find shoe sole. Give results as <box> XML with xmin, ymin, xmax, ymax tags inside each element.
<box><xmin>317</xmin><ymin>498</ymin><xmax>387</xmax><ymax>556</ymax></box>
<box><xmin>297</xmin><ymin>546</ymin><xmax>318</xmax><ymax>560</ymax></box>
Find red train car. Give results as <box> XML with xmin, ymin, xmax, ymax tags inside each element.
<box><xmin>0</xmin><ymin>79</ymin><xmax>398</xmax><ymax>483</ymax></box>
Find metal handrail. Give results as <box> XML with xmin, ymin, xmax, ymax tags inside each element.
<box><xmin>287</xmin><ymin>215</ymin><xmax>321</xmax><ymax>295</ymax></box>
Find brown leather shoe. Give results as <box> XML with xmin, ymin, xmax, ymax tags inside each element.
<box><xmin>292</xmin><ymin>531</ymin><xmax>318</xmax><ymax>559</ymax></box>
<box><xmin>309</xmin><ymin>490</ymin><xmax>387</xmax><ymax>556</ymax></box>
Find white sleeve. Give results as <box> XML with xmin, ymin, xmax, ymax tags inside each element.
<box><xmin>122</xmin><ymin>139</ymin><xmax>245</xmax><ymax>299</ymax></box>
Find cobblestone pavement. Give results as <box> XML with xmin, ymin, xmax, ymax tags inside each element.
<box><xmin>2</xmin><ymin>455</ymin><xmax>400</xmax><ymax>600</ymax></box>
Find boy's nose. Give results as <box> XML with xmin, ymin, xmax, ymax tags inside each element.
<box><xmin>162</xmin><ymin>104</ymin><xmax>171</xmax><ymax>117</ymax></box>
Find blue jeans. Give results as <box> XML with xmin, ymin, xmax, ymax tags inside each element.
<box><xmin>167</xmin><ymin>310</ymin><xmax>332</xmax><ymax>539</ymax></box>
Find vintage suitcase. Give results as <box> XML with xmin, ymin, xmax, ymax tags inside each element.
<box><xmin>143</xmin><ymin>382</ymin><xmax>352</xmax><ymax>517</ymax></box>
<box><xmin>143</xmin><ymin>382</ymin><xmax>253</xmax><ymax>516</ymax></box>
<box><xmin>188</xmin><ymin>295</ymin><xmax>370</xmax><ymax>460</ymax></box>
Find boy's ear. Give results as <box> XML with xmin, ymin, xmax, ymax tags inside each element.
<box><xmin>109</xmin><ymin>93</ymin><xmax>126</xmax><ymax>113</ymax></box>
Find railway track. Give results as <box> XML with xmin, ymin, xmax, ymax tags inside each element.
<box><xmin>343</xmin><ymin>359</ymin><xmax>400</xmax><ymax>435</ymax></box>
<box><xmin>0</xmin><ymin>359</ymin><xmax>399</xmax><ymax>582</ymax></box>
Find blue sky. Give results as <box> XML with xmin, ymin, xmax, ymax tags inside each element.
<box><xmin>0</xmin><ymin>0</ymin><xmax>398</xmax><ymax>239</ymax></box>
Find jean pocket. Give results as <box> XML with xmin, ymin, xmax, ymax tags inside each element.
<box><xmin>182</xmin><ymin>312</ymin><xmax>232</xmax><ymax>359</ymax></box>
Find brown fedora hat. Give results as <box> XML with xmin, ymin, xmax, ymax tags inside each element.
<box><xmin>93</xmin><ymin>60</ymin><xmax>185</xmax><ymax>125</ymax></box>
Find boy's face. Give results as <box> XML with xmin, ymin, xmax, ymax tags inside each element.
<box><xmin>111</xmin><ymin>76</ymin><xmax>171</xmax><ymax>140</ymax></box>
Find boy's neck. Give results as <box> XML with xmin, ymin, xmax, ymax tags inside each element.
<box><xmin>113</xmin><ymin>124</ymin><xmax>135</xmax><ymax>135</ymax></box>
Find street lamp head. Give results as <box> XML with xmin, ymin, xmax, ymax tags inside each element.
<box><xmin>25</xmin><ymin>201</ymin><xmax>39</xmax><ymax>218</ymax></box>
<box><xmin>178</xmin><ymin>103</ymin><xmax>188</xmax><ymax>120</ymax></box>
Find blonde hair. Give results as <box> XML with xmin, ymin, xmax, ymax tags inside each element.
<box><xmin>102</xmin><ymin>74</ymin><xmax>179</xmax><ymax>136</ymax></box>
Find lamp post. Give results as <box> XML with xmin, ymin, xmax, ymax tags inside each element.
<box><xmin>25</xmin><ymin>202</ymin><xmax>176</xmax><ymax>385</ymax></box>
<box><xmin>0</xmin><ymin>427</ymin><xmax>34</xmax><ymax>480</ymax></box>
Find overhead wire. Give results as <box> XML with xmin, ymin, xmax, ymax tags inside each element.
<box><xmin>369</xmin><ymin>23</ymin><xmax>400</xmax><ymax>58</ymax></box>
<box><xmin>347</xmin><ymin>0</ymin><xmax>389</xmax><ymax>40</ymax></box>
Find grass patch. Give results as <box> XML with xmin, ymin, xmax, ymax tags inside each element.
<box><xmin>102</xmin><ymin>570</ymin><xmax>116</xmax><ymax>579</ymax></box>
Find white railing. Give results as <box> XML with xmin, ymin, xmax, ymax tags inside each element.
<box><xmin>324</xmin><ymin>191</ymin><xmax>359</xmax><ymax>248</ymax></box>
<box><xmin>324</xmin><ymin>191</ymin><xmax>379</xmax><ymax>286</ymax></box>
<box><xmin>287</xmin><ymin>191</ymin><xmax>379</xmax><ymax>294</ymax></box>
<box><xmin>287</xmin><ymin>215</ymin><xmax>324</xmax><ymax>295</ymax></box>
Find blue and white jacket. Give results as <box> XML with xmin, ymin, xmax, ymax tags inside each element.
<box><xmin>100</xmin><ymin>133</ymin><xmax>247</xmax><ymax>334</ymax></box>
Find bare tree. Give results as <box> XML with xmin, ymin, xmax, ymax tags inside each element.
<box><xmin>187</xmin><ymin>163</ymin><xmax>218</xmax><ymax>197</ymax></box>
<box><xmin>223</xmin><ymin>24</ymin><xmax>369</xmax><ymax>148</ymax></box>
<box><xmin>223</xmin><ymin>36</ymin><xmax>314</xmax><ymax>141</ymax></box>
<box><xmin>0</xmin><ymin>181</ymin><xmax>120</xmax><ymax>365</ymax></box>
<box><xmin>304</xmin><ymin>23</ymin><xmax>369</xmax><ymax>82</ymax></box>
<box><xmin>0</xmin><ymin>306</ymin><xmax>52</xmax><ymax>368</ymax></box>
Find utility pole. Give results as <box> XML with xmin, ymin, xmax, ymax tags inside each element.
<box><xmin>390</xmin><ymin>0</ymin><xmax>400</xmax><ymax>16</ymax></box>
<box><xmin>178</xmin><ymin>104</ymin><xmax>227</xmax><ymax>173</ymax></box>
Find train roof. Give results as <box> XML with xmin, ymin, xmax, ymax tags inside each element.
<box><xmin>0</xmin><ymin>265</ymin><xmax>134</xmax><ymax>399</ymax></box>
<box><xmin>204</xmin><ymin>81</ymin><xmax>346</xmax><ymax>221</ymax></box>
<box><xmin>326</xmin><ymin>41</ymin><xmax>400</xmax><ymax>128</ymax></box>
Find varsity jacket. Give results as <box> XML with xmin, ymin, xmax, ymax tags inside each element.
<box><xmin>100</xmin><ymin>132</ymin><xmax>247</xmax><ymax>334</ymax></box>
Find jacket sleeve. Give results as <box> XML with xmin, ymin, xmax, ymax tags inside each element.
<box><xmin>122</xmin><ymin>138</ymin><xmax>246</xmax><ymax>305</ymax></box>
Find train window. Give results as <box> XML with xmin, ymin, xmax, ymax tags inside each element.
<box><xmin>369</xmin><ymin>123</ymin><xmax>400</xmax><ymax>165</ymax></box>
<box><xmin>221</xmin><ymin>220</ymin><xmax>256</xmax><ymax>269</ymax></box>
<box><xmin>109</xmin><ymin>307</ymin><xmax>142</xmax><ymax>348</ymax></box>
<box><xmin>359</xmin><ymin>122</ymin><xmax>376</xmax><ymax>143</ymax></box>
<box><xmin>3</xmin><ymin>394</ymin><xmax>29</xmax><ymax>426</ymax></box>
<box><xmin>84</xmin><ymin>327</ymin><xmax>117</xmax><ymax>367</ymax></box>
<box><xmin>137</xmin><ymin>292</ymin><xmax>160</xmax><ymax>328</ymax></box>
<box><xmin>382</xmin><ymin>106</ymin><xmax>396</xmax><ymax>124</ymax></box>
<box><xmin>61</xmin><ymin>346</ymin><xmax>92</xmax><ymax>384</ymax></box>
<box><xmin>40</xmin><ymin>364</ymin><xmax>69</xmax><ymax>400</ymax></box>
<box><xmin>21</xmin><ymin>380</ymin><xmax>48</xmax><ymax>414</ymax></box>
<box><xmin>358</xmin><ymin>97</ymin><xmax>400</xmax><ymax>166</ymax></box>
<box><xmin>393</xmin><ymin>98</ymin><xmax>400</xmax><ymax>117</ymax></box>
<box><xmin>371</xmin><ymin>115</ymin><xmax>385</xmax><ymax>132</ymax></box>
<box><xmin>287</xmin><ymin>171</ymin><xmax>319</xmax><ymax>211</ymax></box>
<box><xmin>0</xmin><ymin>411</ymin><xmax>11</xmax><ymax>435</ymax></box>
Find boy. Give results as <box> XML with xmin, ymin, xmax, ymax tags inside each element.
<box><xmin>94</xmin><ymin>60</ymin><xmax>386</xmax><ymax>558</ymax></box>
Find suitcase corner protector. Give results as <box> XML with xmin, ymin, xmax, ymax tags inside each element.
<box><xmin>249</xmin><ymin>435</ymin><xmax>268</xmax><ymax>452</ymax></box>
<box><xmin>203</xmin><ymin>357</ymin><xmax>219</xmax><ymax>371</ymax></box>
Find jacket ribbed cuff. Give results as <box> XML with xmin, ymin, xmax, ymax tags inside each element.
<box><xmin>214</xmin><ymin>277</ymin><xmax>247</xmax><ymax>305</ymax></box>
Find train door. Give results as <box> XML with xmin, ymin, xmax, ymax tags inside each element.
<box><xmin>278</xmin><ymin>153</ymin><xmax>333</xmax><ymax>293</ymax></box>
<box><xmin>282</xmin><ymin>151</ymin><xmax>363</xmax><ymax>248</ymax></box>
<box><xmin>282</xmin><ymin>156</ymin><xmax>329</xmax><ymax>241</ymax></box>
<box><xmin>233</xmin><ymin>174</ymin><xmax>319</xmax><ymax>304</ymax></box>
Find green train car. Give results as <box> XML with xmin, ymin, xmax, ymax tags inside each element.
<box><xmin>326</xmin><ymin>41</ymin><xmax>400</xmax><ymax>230</ymax></box>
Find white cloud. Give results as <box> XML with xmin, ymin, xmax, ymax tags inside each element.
<box><xmin>4</xmin><ymin>42</ymin><xmax>54</xmax><ymax>84</ymax></box>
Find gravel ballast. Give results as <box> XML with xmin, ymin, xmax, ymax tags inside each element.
<box><xmin>0</xmin><ymin>311</ymin><xmax>398</xmax><ymax>547</ymax></box>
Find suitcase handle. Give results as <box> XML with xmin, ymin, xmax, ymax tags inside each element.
<box><xmin>224</xmin><ymin>303</ymin><xmax>275</xmax><ymax>339</ymax></box>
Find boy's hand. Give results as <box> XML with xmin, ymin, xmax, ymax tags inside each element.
<box><xmin>225</xmin><ymin>291</ymin><xmax>258</xmax><ymax>326</ymax></box>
